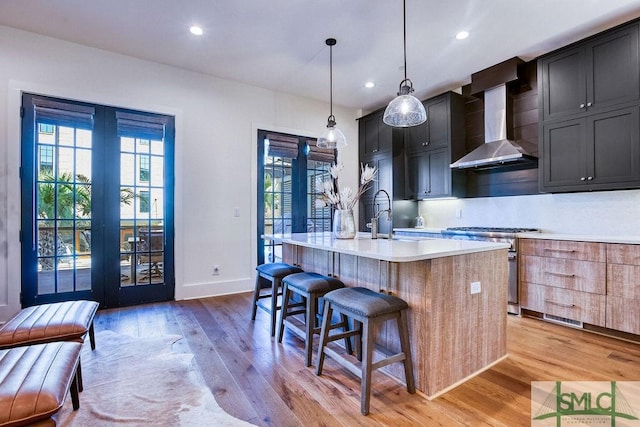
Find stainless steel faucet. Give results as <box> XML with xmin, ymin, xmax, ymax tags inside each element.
<box><xmin>367</xmin><ymin>189</ymin><xmax>392</xmax><ymax>239</ymax></box>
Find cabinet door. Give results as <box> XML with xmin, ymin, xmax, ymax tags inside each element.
<box><xmin>405</xmin><ymin>155</ymin><xmax>428</xmax><ymax>199</ymax></box>
<box><xmin>360</xmin><ymin>111</ymin><xmax>392</xmax><ymax>157</ymax></box>
<box><xmin>588</xmin><ymin>106</ymin><xmax>640</xmax><ymax>186</ymax></box>
<box><xmin>540</xmin><ymin>46</ymin><xmax>586</xmax><ymax>121</ymax></box>
<box><xmin>406</xmin><ymin>149</ymin><xmax>449</xmax><ymax>199</ymax></box>
<box><xmin>405</xmin><ymin>96</ymin><xmax>449</xmax><ymax>154</ymax></box>
<box><xmin>426</xmin><ymin>149</ymin><xmax>449</xmax><ymax>197</ymax></box>
<box><xmin>587</xmin><ymin>23</ymin><xmax>640</xmax><ymax>112</ymax></box>
<box><xmin>540</xmin><ymin>118</ymin><xmax>587</xmax><ymax>190</ymax></box>
<box><xmin>361</xmin><ymin>155</ymin><xmax>393</xmax><ymax>199</ymax></box>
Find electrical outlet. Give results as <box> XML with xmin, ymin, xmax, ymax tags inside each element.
<box><xmin>233</xmin><ymin>207</ymin><xmax>240</xmax><ymax>217</ymax></box>
<box><xmin>212</xmin><ymin>265</ymin><xmax>220</xmax><ymax>275</ymax></box>
<box><xmin>470</xmin><ymin>281</ymin><xmax>481</xmax><ymax>294</ymax></box>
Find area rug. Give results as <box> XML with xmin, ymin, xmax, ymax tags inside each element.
<box><xmin>54</xmin><ymin>331</ymin><xmax>256</xmax><ymax>426</ymax></box>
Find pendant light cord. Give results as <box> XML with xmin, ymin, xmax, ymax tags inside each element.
<box><xmin>403</xmin><ymin>0</ymin><xmax>407</xmax><ymax>82</ymax></box>
<box><xmin>330</xmin><ymin>42</ymin><xmax>333</xmax><ymax>118</ymax></box>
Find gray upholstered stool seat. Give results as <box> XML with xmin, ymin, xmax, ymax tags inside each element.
<box><xmin>251</xmin><ymin>263</ymin><xmax>303</xmax><ymax>337</ymax></box>
<box><xmin>277</xmin><ymin>272</ymin><xmax>351</xmax><ymax>367</ymax></box>
<box><xmin>316</xmin><ymin>287</ymin><xmax>415</xmax><ymax>415</ymax></box>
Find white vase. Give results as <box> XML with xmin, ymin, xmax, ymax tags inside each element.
<box><xmin>333</xmin><ymin>209</ymin><xmax>356</xmax><ymax>239</ymax></box>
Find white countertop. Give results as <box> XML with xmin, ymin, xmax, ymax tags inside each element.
<box><xmin>395</xmin><ymin>228</ymin><xmax>640</xmax><ymax>245</ymax></box>
<box><xmin>264</xmin><ymin>232</ymin><xmax>509</xmax><ymax>262</ymax></box>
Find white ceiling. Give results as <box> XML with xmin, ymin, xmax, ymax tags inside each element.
<box><xmin>1</xmin><ymin>0</ymin><xmax>640</xmax><ymax>112</ymax></box>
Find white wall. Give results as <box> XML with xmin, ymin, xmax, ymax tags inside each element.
<box><xmin>0</xmin><ymin>25</ymin><xmax>360</xmax><ymax>320</ymax></box>
<box><xmin>419</xmin><ymin>189</ymin><xmax>640</xmax><ymax>237</ymax></box>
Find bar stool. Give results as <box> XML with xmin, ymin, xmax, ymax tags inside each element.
<box><xmin>277</xmin><ymin>272</ymin><xmax>352</xmax><ymax>367</ymax></box>
<box><xmin>252</xmin><ymin>262</ymin><xmax>303</xmax><ymax>336</ymax></box>
<box><xmin>315</xmin><ymin>287</ymin><xmax>415</xmax><ymax>415</ymax></box>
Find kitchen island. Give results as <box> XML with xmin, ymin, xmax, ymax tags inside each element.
<box><xmin>265</xmin><ymin>232</ymin><xmax>509</xmax><ymax>399</ymax></box>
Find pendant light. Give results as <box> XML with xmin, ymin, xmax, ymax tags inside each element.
<box><xmin>318</xmin><ymin>38</ymin><xmax>347</xmax><ymax>149</ymax></box>
<box><xmin>383</xmin><ymin>0</ymin><xmax>427</xmax><ymax>128</ymax></box>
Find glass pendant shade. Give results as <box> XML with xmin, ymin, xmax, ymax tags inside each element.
<box><xmin>318</xmin><ymin>116</ymin><xmax>347</xmax><ymax>149</ymax></box>
<box><xmin>384</xmin><ymin>0</ymin><xmax>427</xmax><ymax>128</ymax></box>
<box><xmin>383</xmin><ymin>93</ymin><xmax>427</xmax><ymax>127</ymax></box>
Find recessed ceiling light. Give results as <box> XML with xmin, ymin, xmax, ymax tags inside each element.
<box><xmin>456</xmin><ymin>31</ymin><xmax>469</xmax><ymax>40</ymax></box>
<box><xmin>190</xmin><ymin>26</ymin><xmax>204</xmax><ymax>36</ymax></box>
<box><xmin>365</xmin><ymin>82</ymin><xmax>375</xmax><ymax>89</ymax></box>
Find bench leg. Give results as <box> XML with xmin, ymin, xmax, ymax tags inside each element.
<box><xmin>89</xmin><ymin>322</ymin><xmax>96</xmax><ymax>351</ymax></box>
<box><xmin>70</xmin><ymin>363</ymin><xmax>80</xmax><ymax>411</ymax></box>
<box><xmin>77</xmin><ymin>357</ymin><xmax>83</xmax><ymax>392</ymax></box>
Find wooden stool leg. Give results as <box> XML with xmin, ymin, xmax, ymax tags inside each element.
<box><xmin>251</xmin><ymin>273</ymin><xmax>261</xmax><ymax>321</ymax></box>
<box><xmin>340</xmin><ymin>313</ymin><xmax>353</xmax><ymax>355</ymax></box>
<box><xmin>269</xmin><ymin>277</ymin><xmax>280</xmax><ymax>337</ymax></box>
<box><xmin>354</xmin><ymin>320</ymin><xmax>363</xmax><ymax>362</ymax></box>
<box><xmin>278</xmin><ymin>284</ymin><xmax>291</xmax><ymax>343</ymax></box>
<box><xmin>361</xmin><ymin>319</ymin><xmax>374</xmax><ymax>416</ymax></box>
<box><xmin>398</xmin><ymin>310</ymin><xmax>415</xmax><ymax>394</ymax></box>
<box><xmin>305</xmin><ymin>292</ymin><xmax>315</xmax><ymax>367</ymax></box>
<box><xmin>315</xmin><ymin>302</ymin><xmax>333</xmax><ymax>376</ymax></box>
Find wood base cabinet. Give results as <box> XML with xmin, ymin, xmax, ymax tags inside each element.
<box><xmin>606</xmin><ymin>243</ymin><xmax>640</xmax><ymax>334</ymax></box>
<box><xmin>521</xmin><ymin>238</ymin><xmax>640</xmax><ymax>336</ymax></box>
<box><xmin>519</xmin><ymin>238</ymin><xmax>606</xmax><ymax>326</ymax></box>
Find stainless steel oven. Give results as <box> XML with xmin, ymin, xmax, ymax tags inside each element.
<box><xmin>441</xmin><ymin>227</ymin><xmax>540</xmax><ymax>314</ymax></box>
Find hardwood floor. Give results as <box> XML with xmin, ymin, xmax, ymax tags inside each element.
<box><xmin>93</xmin><ymin>293</ymin><xmax>640</xmax><ymax>426</ymax></box>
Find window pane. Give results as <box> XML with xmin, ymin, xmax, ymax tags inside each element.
<box><xmin>150</xmin><ymin>156</ymin><xmax>164</xmax><ymax>187</ymax></box>
<box><xmin>121</xmin><ymin>153</ymin><xmax>135</xmax><ymax>185</ymax></box>
<box><xmin>139</xmin><ymin>190</ymin><xmax>150</xmax><ymax>213</ymax></box>
<box><xmin>139</xmin><ymin>154</ymin><xmax>150</xmax><ymax>182</ymax></box>
<box><xmin>58</xmin><ymin>126</ymin><xmax>75</xmax><ymax>147</ymax></box>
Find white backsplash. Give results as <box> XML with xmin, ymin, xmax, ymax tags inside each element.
<box><xmin>419</xmin><ymin>189</ymin><xmax>640</xmax><ymax>236</ymax></box>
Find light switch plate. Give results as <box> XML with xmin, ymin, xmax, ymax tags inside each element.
<box><xmin>470</xmin><ymin>281</ymin><xmax>481</xmax><ymax>294</ymax></box>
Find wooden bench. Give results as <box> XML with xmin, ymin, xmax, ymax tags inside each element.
<box><xmin>0</xmin><ymin>301</ymin><xmax>99</xmax><ymax>351</ymax></box>
<box><xmin>0</xmin><ymin>342</ymin><xmax>82</xmax><ymax>426</ymax></box>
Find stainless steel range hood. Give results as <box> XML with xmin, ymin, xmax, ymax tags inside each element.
<box><xmin>450</xmin><ymin>84</ymin><xmax>537</xmax><ymax>170</ymax></box>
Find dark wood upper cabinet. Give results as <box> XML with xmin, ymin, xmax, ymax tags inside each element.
<box><xmin>357</xmin><ymin>109</ymin><xmax>417</xmax><ymax>232</ymax></box>
<box><xmin>540</xmin><ymin>21</ymin><xmax>639</xmax><ymax>122</ymax></box>
<box><xmin>541</xmin><ymin>106</ymin><xmax>640</xmax><ymax>192</ymax></box>
<box><xmin>404</xmin><ymin>97</ymin><xmax>449</xmax><ymax>154</ymax></box>
<box><xmin>403</xmin><ymin>92</ymin><xmax>466</xmax><ymax>200</ymax></box>
<box><xmin>539</xmin><ymin>19</ymin><xmax>640</xmax><ymax>193</ymax></box>
<box><xmin>359</xmin><ymin>110</ymin><xmax>392</xmax><ymax>157</ymax></box>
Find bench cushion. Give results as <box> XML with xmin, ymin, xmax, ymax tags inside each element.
<box><xmin>324</xmin><ymin>287</ymin><xmax>409</xmax><ymax>318</ymax></box>
<box><xmin>256</xmin><ymin>263</ymin><xmax>303</xmax><ymax>279</ymax></box>
<box><xmin>0</xmin><ymin>342</ymin><xmax>81</xmax><ymax>427</ymax></box>
<box><xmin>283</xmin><ymin>272</ymin><xmax>345</xmax><ymax>294</ymax></box>
<box><xmin>0</xmin><ymin>301</ymin><xmax>98</xmax><ymax>349</ymax></box>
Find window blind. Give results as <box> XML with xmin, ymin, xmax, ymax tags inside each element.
<box><xmin>306</xmin><ymin>139</ymin><xmax>336</xmax><ymax>163</ymax></box>
<box><xmin>33</xmin><ymin>98</ymin><xmax>95</xmax><ymax>130</ymax></box>
<box><xmin>116</xmin><ymin>111</ymin><xmax>169</xmax><ymax>140</ymax></box>
<box><xmin>266</xmin><ymin>133</ymin><xmax>299</xmax><ymax>159</ymax></box>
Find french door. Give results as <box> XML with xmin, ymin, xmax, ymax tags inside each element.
<box><xmin>257</xmin><ymin>130</ymin><xmax>335</xmax><ymax>265</ymax></box>
<box><xmin>21</xmin><ymin>93</ymin><xmax>175</xmax><ymax>308</ymax></box>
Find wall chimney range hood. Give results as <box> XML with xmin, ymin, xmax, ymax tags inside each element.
<box><xmin>450</xmin><ymin>58</ymin><xmax>537</xmax><ymax>170</ymax></box>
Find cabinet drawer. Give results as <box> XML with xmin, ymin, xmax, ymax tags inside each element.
<box><xmin>519</xmin><ymin>239</ymin><xmax>605</xmax><ymax>262</ymax></box>
<box><xmin>607</xmin><ymin>243</ymin><xmax>640</xmax><ymax>265</ymax></box>
<box><xmin>521</xmin><ymin>282</ymin><xmax>606</xmax><ymax>326</ymax></box>
<box><xmin>607</xmin><ymin>263</ymin><xmax>640</xmax><ymax>299</ymax></box>
<box><xmin>520</xmin><ymin>255</ymin><xmax>606</xmax><ymax>294</ymax></box>
<box><xmin>606</xmin><ymin>295</ymin><xmax>640</xmax><ymax>335</ymax></box>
